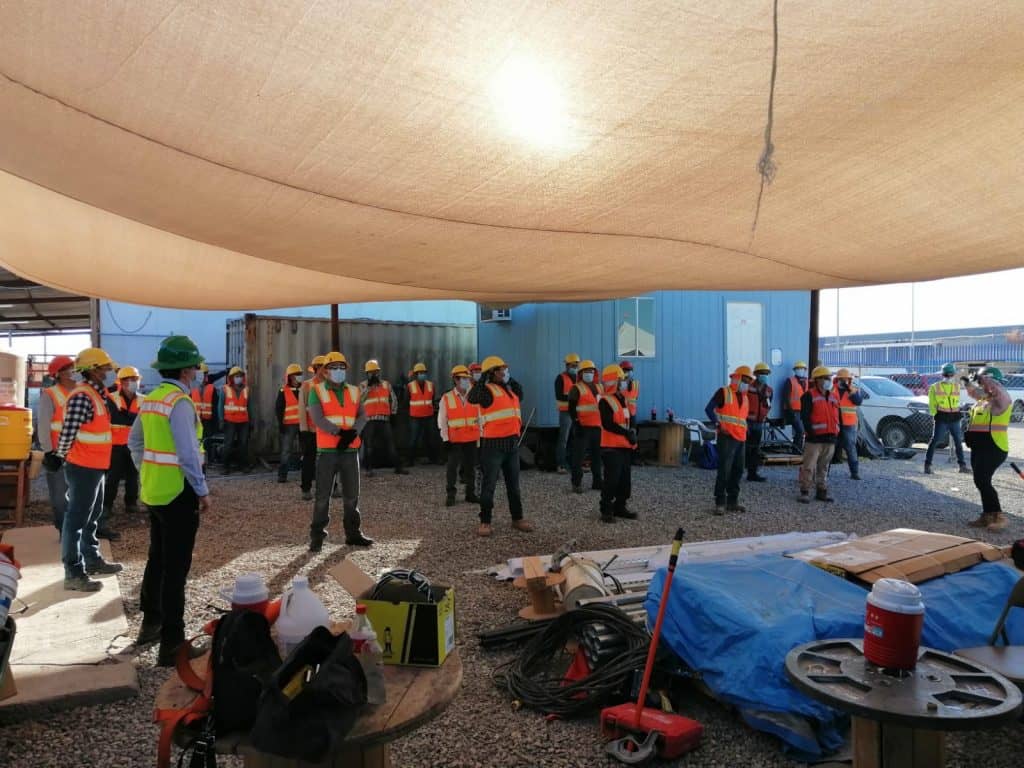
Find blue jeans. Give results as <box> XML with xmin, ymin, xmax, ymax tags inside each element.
<box><xmin>278</xmin><ymin>424</ymin><xmax>299</xmax><ymax>479</ymax></box>
<box><xmin>787</xmin><ymin>411</ymin><xmax>805</xmax><ymax>451</ymax></box>
<box><xmin>62</xmin><ymin>463</ymin><xmax>105</xmax><ymax>578</ymax></box>
<box><xmin>556</xmin><ymin>411</ymin><xmax>573</xmax><ymax>469</ymax></box>
<box><xmin>835</xmin><ymin>425</ymin><xmax>859</xmax><ymax>476</ymax></box>
<box><xmin>45</xmin><ymin>465</ymin><xmax>68</xmax><ymax>531</ymax></box>
<box><xmin>408</xmin><ymin>417</ymin><xmax>439</xmax><ymax>464</ymax></box>
<box><xmin>925</xmin><ymin>418</ymin><xmax>965</xmax><ymax>466</ymax></box>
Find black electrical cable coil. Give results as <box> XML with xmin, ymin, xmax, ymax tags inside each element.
<box><xmin>492</xmin><ymin>604</ymin><xmax>649</xmax><ymax>718</ymax></box>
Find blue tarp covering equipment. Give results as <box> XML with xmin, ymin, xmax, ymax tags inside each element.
<box><xmin>647</xmin><ymin>554</ymin><xmax>1024</xmax><ymax>758</ymax></box>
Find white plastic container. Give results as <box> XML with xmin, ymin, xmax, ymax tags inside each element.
<box><xmin>0</xmin><ymin>560</ymin><xmax>20</xmax><ymax>626</ymax></box>
<box><xmin>219</xmin><ymin>573</ymin><xmax>270</xmax><ymax>612</ymax></box>
<box><xmin>275</xmin><ymin>576</ymin><xmax>330</xmax><ymax>656</ymax></box>
<box><xmin>350</xmin><ymin>604</ymin><xmax>386</xmax><ymax>705</ymax></box>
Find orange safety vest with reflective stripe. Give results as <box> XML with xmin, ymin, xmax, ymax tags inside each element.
<box><xmin>809</xmin><ymin>390</ymin><xmax>840</xmax><ymax>437</ymax></box>
<box><xmin>714</xmin><ymin>386</ymin><xmax>749</xmax><ymax>441</ymax></box>
<box><xmin>444</xmin><ymin>390</ymin><xmax>480</xmax><ymax>444</ymax></box>
<box><xmin>109</xmin><ymin>391</ymin><xmax>141</xmax><ymax>446</ymax></box>
<box><xmin>363</xmin><ymin>381</ymin><xmax>393</xmax><ymax>418</ymax></box>
<box><xmin>223</xmin><ymin>386</ymin><xmax>249</xmax><ymax>423</ymax></box>
<box><xmin>314</xmin><ymin>382</ymin><xmax>363</xmax><ymax>451</ymax></box>
<box><xmin>281</xmin><ymin>387</ymin><xmax>300</xmax><ymax>426</ymax></box>
<box><xmin>624</xmin><ymin>379</ymin><xmax>639</xmax><ymax>417</ymax></box>
<box><xmin>556</xmin><ymin>372</ymin><xmax>575</xmax><ymax>412</ymax></box>
<box><xmin>191</xmin><ymin>384</ymin><xmax>215</xmax><ymax>420</ymax></box>
<box><xmin>746</xmin><ymin>384</ymin><xmax>773</xmax><ymax>424</ymax></box>
<box><xmin>600</xmin><ymin>394</ymin><xmax>633</xmax><ymax>449</ymax></box>
<box><xmin>787</xmin><ymin>376</ymin><xmax>806</xmax><ymax>411</ymax></box>
<box><xmin>43</xmin><ymin>383</ymin><xmax>72</xmax><ymax>450</ymax></box>
<box><xmin>407</xmin><ymin>380</ymin><xmax>435</xmax><ymax>418</ymax></box>
<box><xmin>66</xmin><ymin>384</ymin><xmax>113</xmax><ymax>470</ymax></box>
<box><xmin>574</xmin><ymin>382</ymin><xmax>602</xmax><ymax>428</ymax></box>
<box><xmin>480</xmin><ymin>384</ymin><xmax>521</xmax><ymax>439</ymax></box>
<box><xmin>836</xmin><ymin>384</ymin><xmax>858</xmax><ymax>427</ymax></box>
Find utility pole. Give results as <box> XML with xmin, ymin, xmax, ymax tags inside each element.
<box><xmin>330</xmin><ymin>303</ymin><xmax>340</xmax><ymax>350</ymax></box>
<box><xmin>808</xmin><ymin>290</ymin><xmax>820</xmax><ymax>368</ymax></box>
<box><xmin>909</xmin><ymin>284</ymin><xmax>916</xmax><ymax>371</ymax></box>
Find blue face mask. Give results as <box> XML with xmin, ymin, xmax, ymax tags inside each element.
<box><xmin>757</xmin><ymin>374</ymin><xmax>769</xmax><ymax>384</ymax></box>
<box><xmin>738</xmin><ymin>382</ymin><xmax>749</xmax><ymax>393</ymax></box>
<box><xmin>581</xmin><ymin>372</ymin><xmax>595</xmax><ymax>384</ymax></box>
<box><xmin>417</xmin><ymin>373</ymin><xmax>427</xmax><ymax>381</ymax></box>
<box><xmin>618</xmin><ymin>379</ymin><xmax>628</xmax><ymax>391</ymax></box>
<box><xmin>329</xmin><ymin>368</ymin><xmax>346</xmax><ymax>384</ymax></box>
<box><xmin>104</xmin><ymin>370</ymin><xmax>117</xmax><ymax>387</ymax></box>
<box><xmin>567</xmin><ymin>366</ymin><xmax>578</xmax><ymax>376</ymax></box>
<box><xmin>820</xmin><ymin>379</ymin><xmax>833</xmax><ymax>392</ymax></box>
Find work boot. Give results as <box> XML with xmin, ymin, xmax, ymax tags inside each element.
<box><xmin>556</xmin><ymin>467</ymin><xmax>568</xmax><ymax>475</ymax></box>
<box><xmin>86</xmin><ymin>559</ymin><xmax>124</xmax><ymax>575</ymax></box>
<box><xmin>798</xmin><ymin>491</ymin><xmax>810</xmax><ymax>504</ymax></box>
<box><xmin>394</xmin><ymin>467</ymin><xmax>409</xmax><ymax>475</ymax></box>
<box><xmin>850</xmin><ymin>472</ymin><xmax>861</xmax><ymax>480</ymax></box>
<box><xmin>614</xmin><ymin>508</ymin><xmax>638</xmax><ymax>520</ymax></box>
<box><xmin>511</xmin><ymin>519</ymin><xmax>534</xmax><ymax>533</ymax></box>
<box><xmin>600</xmin><ymin>514</ymin><xmax>616</xmax><ymax>524</ymax></box>
<box><xmin>987</xmin><ymin>513</ymin><xmax>1008</xmax><ymax>531</ymax></box>
<box><xmin>747</xmin><ymin>474</ymin><xmax>767</xmax><ymax>482</ymax></box>
<box><xmin>64</xmin><ymin>575</ymin><xmax>102</xmax><ymax>592</ymax></box>
<box><xmin>959</xmin><ymin>464</ymin><xmax>971</xmax><ymax>474</ymax></box>
<box><xmin>158</xmin><ymin>640</ymin><xmax>206</xmax><ymax>668</ymax></box>
<box><xmin>713</xmin><ymin>503</ymin><xmax>726</xmax><ymax>516</ymax></box>
<box><xmin>277</xmin><ymin>474</ymin><xmax>287</xmax><ymax>484</ymax></box>
<box><xmin>124</xmin><ymin>503</ymin><xmax>142</xmax><ymax>515</ymax></box>
<box><xmin>815</xmin><ymin>488</ymin><xmax>834</xmax><ymax>503</ymax></box>
<box><xmin>136</xmin><ymin>620</ymin><xmax>162</xmax><ymax>646</ymax></box>
<box><xmin>465</xmin><ymin>494</ymin><xmax>480</xmax><ymax>504</ymax></box>
<box><xmin>301</xmin><ymin>490</ymin><xmax>313</xmax><ymax>501</ymax></box>
<box><xmin>923</xmin><ymin>464</ymin><xmax>933</xmax><ymax>475</ymax></box>
<box><xmin>477</xmin><ymin>523</ymin><xmax>492</xmax><ymax>537</ymax></box>
<box><xmin>727</xmin><ymin>503</ymin><xmax>747</xmax><ymax>513</ymax></box>
<box><xmin>308</xmin><ymin>537</ymin><xmax>324</xmax><ymax>553</ymax></box>
<box><xmin>591</xmin><ymin>481</ymin><xmax>603</xmax><ymax>491</ymax></box>
<box><xmin>445</xmin><ymin>494</ymin><xmax>456</xmax><ymax>507</ymax></box>
<box><xmin>967</xmin><ymin>512</ymin><xmax>993</xmax><ymax>528</ymax></box>
<box><xmin>345</xmin><ymin>533</ymin><xmax>374</xmax><ymax>547</ymax></box>
<box><xmin>572</xmin><ymin>485</ymin><xmax>583</xmax><ymax>494</ymax></box>
<box><xmin>97</xmin><ymin>528</ymin><xmax>121</xmax><ymax>542</ymax></box>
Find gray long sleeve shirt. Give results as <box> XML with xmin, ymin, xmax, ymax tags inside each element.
<box><xmin>38</xmin><ymin>387</ymin><xmax>56</xmax><ymax>452</ymax></box>
<box><xmin>128</xmin><ymin>379</ymin><xmax>209</xmax><ymax>497</ymax></box>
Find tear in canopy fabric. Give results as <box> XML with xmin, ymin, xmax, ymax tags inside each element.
<box><xmin>0</xmin><ymin>2</ymin><xmax>1020</xmax><ymax>310</ymax></box>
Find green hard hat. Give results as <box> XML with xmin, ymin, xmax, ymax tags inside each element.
<box><xmin>151</xmin><ymin>335</ymin><xmax>204</xmax><ymax>370</ymax></box>
<box><xmin>941</xmin><ymin>363</ymin><xmax>956</xmax><ymax>376</ymax></box>
<box><xmin>977</xmin><ymin>365</ymin><xmax>1005</xmax><ymax>383</ymax></box>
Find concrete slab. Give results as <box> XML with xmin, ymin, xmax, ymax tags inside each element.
<box><xmin>0</xmin><ymin>525</ymin><xmax>138</xmax><ymax>723</ymax></box>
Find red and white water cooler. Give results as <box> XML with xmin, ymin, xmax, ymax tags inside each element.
<box><xmin>863</xmin><ymin>578</ymin><xmax>925</xmax><ymax>671</ymax></box>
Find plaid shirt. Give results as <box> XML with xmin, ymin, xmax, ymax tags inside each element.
<box><xmin>56</xmin><ymin>379</ymin><xmax>110</xmax><ymax>457</ymax></box>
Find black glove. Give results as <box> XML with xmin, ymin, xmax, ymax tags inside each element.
<box><xmin>43</xmin><ymin>451</ymin><xmax>63</xmax><ymax>471</ymax></box>
<box><xmin>337</xmin><ymin>429</ymin><xmax>358</xmax><ymax>450</ymax></box>
<box><xmin>627</xmin><ymin>429</ymin><xmax>638</xmax><ymax>446</ymax></box>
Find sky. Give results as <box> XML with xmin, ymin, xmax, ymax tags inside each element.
<box><xmin>819</xmin><ymin>267</ymin><xmax>1024</xmax><ymax>338</ymax></box>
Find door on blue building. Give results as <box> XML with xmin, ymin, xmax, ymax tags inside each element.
<box><xmin>726</xmin><ymin>302</ymin><xmax>763</xmax><ymax>377</ymax></box>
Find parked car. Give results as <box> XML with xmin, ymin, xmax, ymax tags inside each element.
<box><xmin>857</xmin><ymin>376</ymin><xmax>937</xmax><ymax>448</ymax></box>
<box><xmin>1004</xmin><ymin>374</ymin><xmax>1024</xmax><ymax>423</ymax></box>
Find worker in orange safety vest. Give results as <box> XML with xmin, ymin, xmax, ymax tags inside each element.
<box><xmin>568</xmin><ymin>360</ymin><xmax>603</xmax><ymax>494</ymax></box>
<box><xmin>102</xmin><ymin>365</ymin><xmax>143</xmax><ymax>538</ymax></box>
<box><xmin>705</xmin><ymin>366</ymin><xmax>753</xmax><ymax>515</ymax></box>
<box><xmin>406</xmin><ymin>362</ymin><xmax>440</xmax><ymax>466</ymax></box>
<box><xmin>554</xmin><ymin>353</ymin><xmax>580</xmax><ymax>473</ymax></box>
<box><xmin>782</xmin><ymin>361</ymin><xmax>809</xmax><ymax>451</ymax></box>
<box><xmin>831</xmin><ymin>368</ymin><xmax>864</xmax><ymax>480</ymax></box>
<box><xmin>275</xmin><ymin>363</ymin><xmax>303</xmax><ymax>484</ymax></box>
<box><xmin>798</xmin><ymin>366</ymin><xmax>841</xmax><ymax>504</ymax></box>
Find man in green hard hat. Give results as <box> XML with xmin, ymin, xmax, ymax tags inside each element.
<box><xmin>924</xmin><ymin>363</ymin><xmax>969</xmax><ymax>475</ymax></box>
<box><xmin>128</xmin><ymin>335</ymin><xmax>210</xmax><ymax>666</ymax></box>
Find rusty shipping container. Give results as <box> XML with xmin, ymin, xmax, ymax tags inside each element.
<box><xmin>227</xmin><ymin>314</ymin><xmax>476</xmax><ymax>455</ymax></box>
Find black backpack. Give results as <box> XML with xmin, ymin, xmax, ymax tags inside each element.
<box><xmin>210</xmin><ymin>609</ymin><xmax>283</xmax><ymax>733</ymax></box>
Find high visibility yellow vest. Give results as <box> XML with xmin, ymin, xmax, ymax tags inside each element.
<box><xmin>140</xmin><ymin>382</ymin><xmax>202</xmax><ymax>506</ymax></box>
<box><xmin>929</xmin><ymin>379</ymin><xmax>960</xmax><ymax>416</ymax></box>
<box><xmin>968</xmin><ymin>400</ymin><xmax>1011</xmax><ymax>452</ymax></box>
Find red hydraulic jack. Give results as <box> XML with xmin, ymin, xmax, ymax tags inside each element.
<box><xmin>600</xmin><ymin>528</ymin><xmax>703</xmax><ymax>764</ymax></box>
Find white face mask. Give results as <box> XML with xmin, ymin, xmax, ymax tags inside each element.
<box><xmin>233</xmin><ymin>376</ymin><xmax>244</xmax><ymax>387</ymax></box>
<box><xmin>820</xmin><ymin>379</ymin><xmax>833</xmax><ymax>392</ymax></box>
<box><xmin>457</xmin><ymin>378</ymin><xmax>471</xmax><ymax>392</ymax></box>
<box><xmin>581</xmin><ymin>372</ymin><xmax>595</xmax><ymax>384</ymax></box>
<box><xmin>328</xmin><ymin>368</ymin><xmax>346</xmax><ymax>384</ymax></box>
<box><xmin>122</xmin><ymin>381</ymin><xmax>138</xmax><ymax>395</ymax></box>
<box><xmin>471</xmin><ymin>372</ymin><xmax>481</xmax><ymax>382</ymax></box>
<box><xmin>567</xmin><ymin>366</ymin><xmax>578</xmax><ymax>375</ymax></box>
<box><xmin>794</xmin><ymin>369</ymin><xmax>807</xmax><ymax>379</ymax></box>
<box><xmin>103</xmin><ymin>369</ymin><xmax>117</xmax><ymax>387</ymax></box>
<box><xmin>618</xmin><ymin>379</ymin><xmax>628</xmax><ymax>391</ymax></box>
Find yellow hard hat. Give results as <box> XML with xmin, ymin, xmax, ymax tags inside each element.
<box><xmin>811</xmin><ymin>365</ymin><xmax>832</xmax><ymax>379</ymax></box>
<box><xmin>412</xmin><ymin>362</ymin><xmax>427</xmax><ymax>373</ymax></box>
<box><xmin>285</xmin><ymin>363</ymin><xmax>303</xmax><ymax>377</ymax></box>
<box><xmin>323</xmin><ymin>351</ymin><xmax>347</xmax><ymax>366</ymax></box>
<box><xmin>451</xmin><ymin>364</ymin><xmax>470</xmax><ymax>378</ymax></box>
<box><xmin>75</xmin><ymin>347</ymin><xmax>115</xmax><ymax>371</ymax></box>
<box><xmin>602</xmin><ymin>364</ymin><xmax>625</xmax><ymax>382</ymax></box>
<box><xmin>753</xmin><ymin>362</ymin><xmax>771</xmax><ymax>375</ymax></box>
<box><xmin>564</xmin><ymin>353</ymin><xmax>581</xmax><ymax>364</ymax></box>
<box><xmin>228</xmin><ymin>366</ymin><xmax>244</xmax><ymax>377</ymax></box>
<box><xmin>732</xmin><ymin>365</ymin><xmax>753</xmax><ymax>379</ymax></box>
<box><xmin>198</xmin><ymin>362</ymin><xmax>209</xmax><ymax>373</ymax></box>
<box><xmin>481</xmin><ymin>355</ymin><xmax>506</xmax><ymax>372</ymax></box>
<box><xmin>579</xmin><ymin>359</ymin><xmax>597</xmax><ymax>372</ymax></box>
<box><xmin>308</xmin><ymin>354</ymin><xmax>326</xmax><ymax>372</ymax></box>
<box><xmin>116</xmin><ymin>366</ymin><xmax>141</xmax><ymax>380</ymax></box>
<box><xmin>364</xmin><ymin>359</ymin><xmax>381</xmax><ymax>373</ymax></box>
<box><xmin>793</xmin><ymin>361</ymin><xmax>808</xmax><ymax>370</ymax></box>
<box><xmin>835</xmin><ymin>368</ymin><xmax>852</xmax><ymax>380</ymax></box>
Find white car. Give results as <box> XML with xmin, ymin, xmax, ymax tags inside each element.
<box><xmin>856</xmin><ymin>376</ymin><xmax>937</xmax><ymax>448</ymax></box>
<box><xmin>1003</xmin><ymin>374</ymin><xmax>1024</xmax><ymax>423</ymax></box>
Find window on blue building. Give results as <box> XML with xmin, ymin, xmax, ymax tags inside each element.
<box><xmin>616</xmin><ymin>297</ymin><xmax>655</xmax><ymax>357</ymax></box>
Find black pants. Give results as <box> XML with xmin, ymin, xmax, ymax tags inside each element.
<box><xmin>479</xmin><ymin>441</ymin><xmax>523</xmax><ymax>523</ymax></box>
<box><xmin>408</xmin><ymin>416</ymin><xmax>440</xmax><ymax>464</ymax></box>
<box><xmin>104</xmin><ymin>445</ymin><xmax>138</xmax><ymax>511</ymax></box>
<box><xmin>363</xmin><ymin>419</ymin><xmax>402</xmax><ymax>471</ymax></box>
<box><xmin>299</xmin><ymin>431</ymin><xmax>317</xmax><ymax>492</ymax></box>
<box><xmin>200</xmin><ymin>418</ymin><xmax>218</xmax><ymax>438</ymax></box>
<box><xmin>970</xmin><ymin>437</ymin><xmax>1008</xmax><ymax>514</ymax></box>
<box><xmin>446</xmin><ymin>441</ymin><xmax>478</xmax><ymax>500</ymax></box>
<box><xmin>745</xmin><ymin>422</ymin><xmax>764</xmax><ymax>478</ymax></box>
<box><xmin>140</xmin><ymin>484</ymin><xmax>200</xmax><ymax>648</ymax></box>
<box><xmin>714</xmin><ymin>433</ymin><xmax>745</xmax><ymax>505</ymax></box>
<box><xmin>570</xmin><ymin>425</ymin><xmax>603</xmax><ymax>489</ymax></box>
<box><xmin>600</xmin><ymin>449</ymin><xmax>632</xmax><ymax>518</ymax></box>
<box><xmin>222</xmin><ymin>421</ymin><xmax>250</xmax><ymax>470</ymax></box>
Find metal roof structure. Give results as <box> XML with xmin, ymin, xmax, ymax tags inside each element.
<box><xmin>0</xmin><ymin>266</ymin><xmax>92</xmax><ymax>335</ymax></box>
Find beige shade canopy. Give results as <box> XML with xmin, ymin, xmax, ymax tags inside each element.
<box><xmin>0</xmin><ymin>2</ymin><xmax>1021</xmax><ymax>310</ymax></box>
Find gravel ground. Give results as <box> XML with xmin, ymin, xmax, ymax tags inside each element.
<box><xmin>3</xmin><ymin>429</ymin><xmax>1023</xmax><ymax>768</ymax></box>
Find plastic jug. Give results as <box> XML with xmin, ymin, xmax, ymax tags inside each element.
<box><xmin>219</xmin><ymin>573</ymin><xmax>270</xmax><ymax>613</ymax></box>
<box><xmin>863</xmin><ymin>578</ymin><xmax>925</xmax><ymax>671</ymax></box>
<box><xmin>350</xmin><ymin>604</ymin><xmax>386</xmax><ymax>705</ymax></box>
<box><xmin>0</xmin><ymin>559</ymin><xmax>20</xmax><ymax>626</ymax></box>
<box><xmin>275</xmin><ymin>576</ymin><xmax>330</xmax><ymax>656</ymax></box>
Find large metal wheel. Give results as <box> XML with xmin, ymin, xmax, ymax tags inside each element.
<box><xmin>878</xmin><ymin>418</ymin><xmax>913</xmax><ymax>449</ymax></box>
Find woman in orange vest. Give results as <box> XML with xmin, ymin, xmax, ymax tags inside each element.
<box><xmin>831</xmin><ymin>368</ymin><xmax>864</xmax><ymax>480</ymax></box>
<box><xmin>275</xmin><ymin>363</ymin><xmax>303</xmax><ymax>483</ymax></box>
<box><xmin>49</xmin><ymin>347</ymin><xmax>124</xmax><ymax>592</ymax></box>
<box><xmin>438</xmin><ymin>365</ymin><xmax>481</xmax><ymax>506</ymax></box>
<box><xmin>568</xmin><ymin>360</ymin><xmax>604</xmax><ymax>494</ymax></box>
<box><xmin>220</xmin><ymin>366</ymin><xmax>252</xmax><ymax>474</ymax></box>
<box><xmin>798</xmin><ymin>366</ymin><xmax>841</xmax><ymax>503</ymax></box>
<box><xmin>406</xmin><ymin>362</ymin><xmax>440</xmax><ymax>466</ymax></box>
<box><xmin>783</xmin><ymin>361</ymin><xmax>809</xmax><ymax>451</ymax></box>
<box><xmin>101</xmin><ymin>366</ymin><xmax>143</xmax><ymax>540</ymax></box>
<box><xmin>705</xmin><ymin>366</ymin><xmax>753</xmax><ymax>515</ymax></box>
<box><xmin>598</xmin><ymin>365</ymin><xmax>638</xmax><ymax>524</ymax></box>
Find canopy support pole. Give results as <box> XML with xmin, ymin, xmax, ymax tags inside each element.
<box><xmin>330</xmin><ymin>303</ymin><xmax>340</xmax><ymax>350</ymax></box>
<box><xmin>808</xmin><ymin>290</ymin><xmax>820</xmax><ymax>367</ymax></box>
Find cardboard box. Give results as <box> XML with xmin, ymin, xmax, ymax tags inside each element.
<box><xmin>788</xmin><ymin>528</ymin><xmax>1004</xmax><ymax>584</ymax></box>
<box><xmin>331</xmin><ymin>560</ymin><xmax>455</xmax><ymax>667</ymax></box>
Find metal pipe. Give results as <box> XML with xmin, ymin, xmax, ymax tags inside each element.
<box><xmin>330</xmin><ymin>303</ymin><xmax>340</xmax><ymax>350</ymax></box>
<box><xmin>809</xmin><ymin>289</ymin><xmax>820</xmax><ymax>367</ymax></box>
